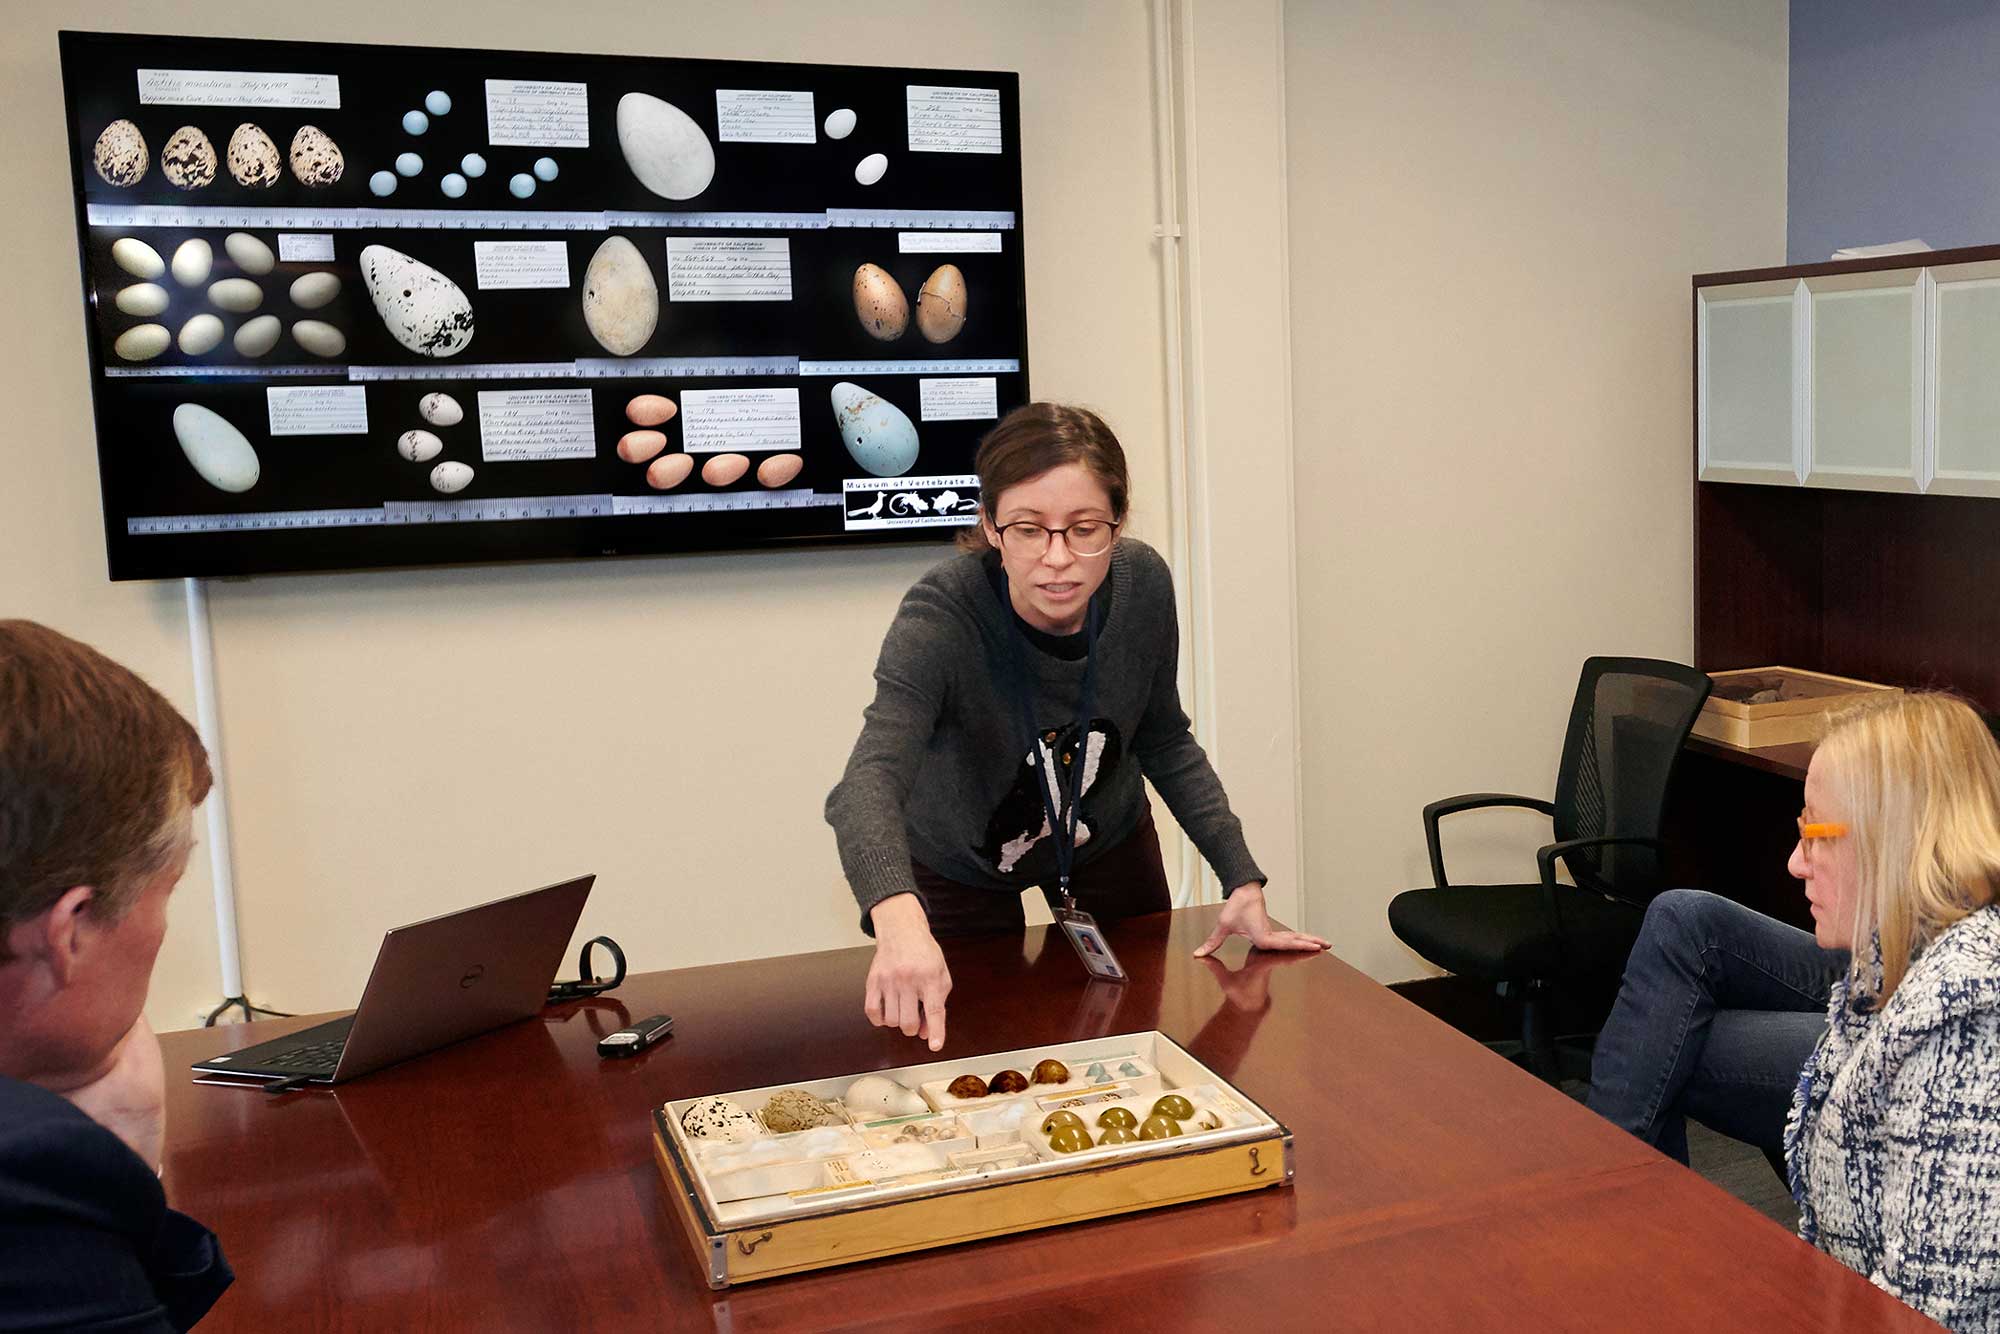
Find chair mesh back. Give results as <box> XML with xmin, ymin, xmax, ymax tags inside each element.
<box><xmin>1551</xmin><ymin>657</ymin><xmax>1713</xmax><ymax>897</ymax></box>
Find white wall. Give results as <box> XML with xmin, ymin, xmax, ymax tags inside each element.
<box><xmin>3</xmin><ymin>1</ymin><xmax>1198</xmax><ymax>1029</ymax></box>
<box><xmin>1284</xmin><ymin>0</ymin><xmax>1790</xmax><ymax>979</ymax></box>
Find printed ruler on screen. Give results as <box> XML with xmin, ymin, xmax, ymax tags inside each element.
<box><xmin>346</xmin><ymin>362</ymin><xmax>579</xmax><ymax>382</ymax></box>
<box><xmin>612</xmin><ymin>491</ymin><xmax>838</xmax><ymax>515</ymax></box>
<box><xmin>128</xmin><ymin>506</ymin><xmax>387</xmax><ymax>535</ymax></box>
<box><xmin>797</xmin><ymin>359</ymin><xmax>1020</xmax><ymax>376</ymax></box>
<box><xmin>382</xmin><ymin>495</ymin><xmax>615</xmax><ymax>524</ymax></box>
<box><xmin>603</xmin><ymin>211</ymin><xmax>828</xmax><ymax>230</ymax></box>
<box><xmin>104</xmin><ymin>365</ymin><xmax>345</xmax><ymax>379</ymax></box>
<box><xmin>826</xmin><ymin>209</ymin><xmax>1017</xmax><ymax>230</ymax></box>
<box><xmin>87</xmin><ymin>205</ymin><xmax>604</xmax><ymax>231</ymax></box>
<box><xmin>574</xmin><ymin>356</ymin><xmax>798</xmax><ymax>379</ymax></box>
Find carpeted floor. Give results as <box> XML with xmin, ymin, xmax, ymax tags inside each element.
<box><xmin>1558</xmin><ymin>1077</ymin><xmax>1799</xmax><ymax>1229</ymax></box>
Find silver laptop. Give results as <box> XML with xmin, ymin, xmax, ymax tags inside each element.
<box><xmin>190</xmin><ymin>875</ymin><xmax>594</xmax><ymax>1089</ymax></box>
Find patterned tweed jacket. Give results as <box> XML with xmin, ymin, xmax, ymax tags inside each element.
<box><xmin>1787</xmin><ymin>906</ymin><xmax>2000</xmax><ymax>1333</ymax></box>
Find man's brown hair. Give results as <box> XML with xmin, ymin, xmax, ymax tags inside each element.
<box><xmin>0</xmin><ymin>620</ymin><xmax>211</xmax><ymax>943</ymax></box>
<box><xmin>957</xmin><ymin>402</ymin><xmax>1132</xmax><ymax>552</ymax></box>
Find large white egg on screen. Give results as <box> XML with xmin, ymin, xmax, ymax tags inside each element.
<box><xmin>831</xmin><ymin>381</ymin><xmax>919</xmax><ymax>477</ymax></box>
<box><xmin>359</xmin><ymin>245</ymin><xmax>474</xmax><ymax>358</ymax></box>
<box><xmin>581</xmin><ymin>235</ymin><xmax>659</xmax><ymax>356</ymax></box>
<box><xmin>616</xmin><ymin>92</ymin><xmax>715</xmax><ymax>200</ymax></box>
<box><xmin>172</xmin><ymin>404</ymin><xmax>260</xmax><ymax>493</ymax></box>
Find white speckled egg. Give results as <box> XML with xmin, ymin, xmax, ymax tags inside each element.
<box><xmin>177</xmin><ymin>314</ymin><xmax>224</xmax><ymax>356</ymax></box>
<box><xmin>289</xmin><ymin>272</ymin><xmax>341</xmax><ymax>310</ymax></box>
<box><xmin>226</xmin><ymin>124</ymin><xmax>282</xmax><ymax>188</ymax></box>
<box><xmin>855</xmin><ymin>153</ymin><xmax>887</xmax><ymax>186</ymax></box>
<box><xmin>291</xmin><ymin>320</ymin><xmax>347</xmax><ymax>358</ymax></box>
<box><xmin>111</xmin><ymin>238</ymin><xmax>164</xmax><ymax>280</ymax></box>
<box><xmin>112</xmin><ymin>324</ymin><xmax>170</xmax><ymax>362</ymax></box>
<box><xmin>419</xmin><ymin>392</ymin><xmax>462</xmax><ymax>427</ymax></box>
<box><xmin>160</xmin><ymin>126</ymin><xmax>216</xmax><ymax>190</ymax></box>
<box><xmin>173</xmin><ymin>403</ymin><xmax>260</xmax><ymax>493</ymax></box>
<box><xmin>359</xmin><ymin>245</ymin><xmax>474</xmax><ymax>358</ymax></box>
<box><xmin>843</xmin><ymin>1074</ymin><xmax>927</xmax><ymax>1118</ymax></box>
<box><xmin>92</xmin><ymin>119</ymin><xmax>148</xmax><ymax>187</ymax></box>
<box><xmin>233</xmin><ymin>315</ymin><xmax>280</xmax><ymax>358</ymax></box>
<box><xmin>113</xmin><ymin>283</ymin><xmax>168</xmax><ymax>317</ymax></box>
<box><xmin>430</xmin><ymin>461</ymin><xmax>474</xmax><ymax>493</ymax></box>
<box><xmin>398</xmin><ymin>429</ymin><xmax>443</xmax><ymax>462</ymax></box>
<box><xmin>616</xmin><ymin>92</ymin><xmax>715</xmax><ymax>201</ymax></box>
<box><xmin>289</xmin><ymin>125</ymin><xmax>344</xmax><ymax>188</ymax></box>
<box><xmin>207</xmin><ymin>278</ymin><xmax>263</xmax><ymax>314</ymax></box>
<box><xmin>581</xmin><ymin>236</ymin><xmax>658</xmax><ymax>356</ymax></box>
<box><xmin>681</xmin><ymin>1096</ymin><xmax>759</xmax><ymax>1143</ymax></box>
<box><xmin>831</xmin><ymin>381</ymin><xmax>919</xmax><ymax>477</ymax></box>
<box><xmin>170</xmin><ymin>239</ymin><xmax>212</xmax><ymax>288</ymax></box>
<box><xmin>224</xmin><ymin>232</ymin><xmax>274</xmax><ymax>275</ymax></box>
<box><xmin>824</xmin><ymin>107</ymin><xmax>856</xmax><ymax>140</ymax></box>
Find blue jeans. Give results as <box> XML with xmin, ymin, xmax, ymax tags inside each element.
<box><xmin>1587</xmin><ymin>889</ymin><xmax>1845</xmax><ymax>1166</ymax></box>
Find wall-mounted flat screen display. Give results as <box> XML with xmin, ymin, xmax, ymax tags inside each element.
<box><xmin>59</xmin><ymin>30</ymin><xmax>1027</xmax><ymax>580</ymax></box>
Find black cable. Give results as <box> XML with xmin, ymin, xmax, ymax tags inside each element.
<box><xmin>547</xmin><ymin>936</ymin><xmax>626</xmax><ymax>1004</ymax></box>
<box><xmin>202</xmin><ymin>996</ymin><xmax>295</xmax><ymax>1027</ymax></box>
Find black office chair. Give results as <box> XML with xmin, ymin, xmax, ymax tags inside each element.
<box><xmin>1387</xmin><ymin>657</ymin><xmax>1713</xmax><ymax>1082</ymax></box>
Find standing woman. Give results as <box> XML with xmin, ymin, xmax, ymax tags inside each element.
<box><xmin>826</xmin><ymin>403</ymin><xmax>1324</xmax><ymax>1051</ymax></box>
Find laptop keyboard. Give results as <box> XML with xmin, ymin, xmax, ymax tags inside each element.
<box><xmin>261</xmin><ymin>1037</ymin><xmax>347</xmax><ymax>1070</ymax></box>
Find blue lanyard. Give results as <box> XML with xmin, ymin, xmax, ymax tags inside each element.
<box><xmin>1000</xmin><ymin>574</ymin><xmax>1101</xmax><ymax>905</ymax></box>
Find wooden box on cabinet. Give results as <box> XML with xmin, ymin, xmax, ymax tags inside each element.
<box><xmin>1691</xmin><ymin>666</ymin><xmax>1900</xmax><ymax>750</ymax></box>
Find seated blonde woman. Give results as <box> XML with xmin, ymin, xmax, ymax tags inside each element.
<box><xmin>1588</xmin><ymin>693</ymin><xmax>2000</xmax><ymax>1331</ymax></box>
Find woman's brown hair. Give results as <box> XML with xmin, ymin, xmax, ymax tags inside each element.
<box><xmin>0</xmin><ymin>620</ymin><xmax>211</xmax><ymax>947</ymax></box>
<box><xmin>956</xmin><ymin>402</ymin><xmax>1131</xmax><ymax>552</ymax></box>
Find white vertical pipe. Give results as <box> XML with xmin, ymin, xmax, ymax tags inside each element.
<box><xmin>183</xmin><ymin>578</ymin><xmax>244</xmax><ymax>1002</ymax></box>
<box><xmin>1151</xmin><ymin>0</ymin><xmax>1203</xmax><ymax>907</ymax></box>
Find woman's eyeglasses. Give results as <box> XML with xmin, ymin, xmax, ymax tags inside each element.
<box><xmin>1797</xmin><ymin>813</ymin><xmax>1848</xmax><ymax>862</ymax></box>
<box><xmin>993</xmin><ymin>520</ymin><xmax>1119</xmax><ymax>558</ymax></box>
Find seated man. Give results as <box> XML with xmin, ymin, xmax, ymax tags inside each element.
<box><xmin>0</xmin><ymin>619</ymin><xmax>233</xmax><ymax>1331</ymax></box>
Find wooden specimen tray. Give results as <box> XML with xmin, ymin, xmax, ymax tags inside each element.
<box><xmin>651</xmin><ymin>1031</ymin><xmax>1292</xmax><ymax>1287</ymax></box>
<box><xmin>1691</xmin><ymin>666</ymin><xmax>1900</xmax><ymax>750</ymax></box>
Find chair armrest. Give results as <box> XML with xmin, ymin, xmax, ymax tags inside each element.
<box><xmin>1421</xmin><ymin>793</ymin><xmax>1557</xmax><ymax>889</ymax></box>
<box><xmin>1535</xmin><ymin>835</ymin><xmax>1665</xmax><ymax>972</ymax></box>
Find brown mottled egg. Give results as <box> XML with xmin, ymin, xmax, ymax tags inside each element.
<box><xmin>645</xmin><ymin>453</ymin><xmax>693</xmax><ymax>491</ymax></box>
<box><xmin>1137</xmin><ymin>1115</ymin><xmax>1183</xmax><ymax>1141</ymax></box>
<box><xmin>226</xmin><ymin>124</ymin><xmax>282</xmax><ymax>188</ymax></box>
<box><xmin>289</xmin><ymin>125</ymin><xmax>344</xmax><ymax>188</ymax></box>
<box><xmin>161</xmin><ymin>126</ymin><xmax>217</xmax><ymax>190</ymax></box>
<box><xmin>852</xmin><ymin>263</ymin><xmax>908</xmax><ymax>340</ymax></box>
<box><xmin>916</xmin><ymin>264</ymin><xmax>967</xmax><ymax>343</ymax></box>
<box><xmin>701</xmin><ymin>453</ymin><xmax>750</xmax><ymax>487</ymax></box>
<box><xmin>626</xmin><ymin>394</ymin><xmax>678</xmax><ymax>427</ymax></box>
<box><xmin>617</xmin><ymin>430</ymin><xmax>667</xmax><ymax>465</ymax></box>
<box><xmin>1095</xmin><ymin>1106</ymin><xmax>1138</xmax><ymax>1131</ymax></box>
<box><xmin>760</xmin><ymin>1088</ymin><xmax>842</xmax><ymax>1134</ymax></box>
<box><xmin>1031</xmin><ymin>1059</ymin><xmax>1069</xmax><ymax>1085</ymax></box>
<box><xmin>1151</xmin><ymin>1095</ymin><xmax>1194</xmax><ymax>1122</ymax></box>
<box><xmin>988</xmin><ymin>1070</ymin><xmax>1029</xmax><ymax>1095</ymax></box>
<box><xmin>92</xmin><ymin>119</ymin><xmax>148</xmax><ymax>187</ymax></box>
<box><xmin>946</xmin><ymin>1074</ymin><xmax>988</xmax><ymax>1100</ymax></box>
<box><xmin>756</xmin><ymin>453</ymin><xmax>802</xmax><ymax>488</ymax></box>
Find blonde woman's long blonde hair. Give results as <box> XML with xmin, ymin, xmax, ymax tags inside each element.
<box><xmin>1816</xmin><ymin>692</ymin><xmax>2000</xmax><ymax>1004</ymax></box>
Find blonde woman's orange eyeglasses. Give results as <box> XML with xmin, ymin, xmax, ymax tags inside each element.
<box><xmin>1797</xmin><ymin>814</ymin><xmax>1849</xmax><ymax>862</ymax></box>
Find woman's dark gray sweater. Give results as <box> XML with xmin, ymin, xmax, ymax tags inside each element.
<box><xmin>825</xmin><ymin>538</ymin><xmax>1263</xmax><ymax>930</ymax></box>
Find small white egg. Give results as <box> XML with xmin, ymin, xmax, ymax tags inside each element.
<box><xmin>403</xmin><ymin>110</ymin><xmax>429</xmax><ymax>135</ymax></box>
<box><xmin>855</xmin><ymin>153</ymin><xmax>888</xmax><ymax>186</ymax></box>
<box><xmin>461</xmin><ymin>153</ymin><xmax>487</xmax><ymax>178</ymax></box>
<box><xmin>113</xmin><ymin>283</ymin><xmax>169</xmax><ymax>317</ymax></box>
<box><xmin>113</xmin><ymin>324</ymin><xmax>171</xmax><ymax>362</ymax></box>
<box><xmin>419</xmin><ymin>392</ymin><xmax>463</xmax><ymax>426</ymax></box>
<box><xmin>289</xmin><ymin>272</ymin><xmax>341</xmax><ymax>310</ymax></box>
<box><xmin>395</xmin><ymin>152</ymin><xmax>423</xmax><ymax>177</ymax></box>
<box><xmin>533</xmin><ymin>156</ymin><xmax>559</xmax><ymax>182</ymax></box>
<box><xmin>207</xmin><ymin>278</ymin><xmax>264</xmax><ymax>314</ymax></box>
<box><xmin>370</xmin><ymin>170</ymin><xmax>397</xmax><ymax>197</ymax></box>
<box><xmin>509</xmin><ymin>173</ymin><xmax>535</xmax><ymax>199</ymax></box>
<box><xmin>170</xmin><ymin>238</ymin><xmax>212</xmax><ymax>288</ymax></box>
<box><xmin>111</xmin><ymin>238</ymin><xmax>165</xmax><ymax>280</ymax></box>
<box><xmin>223</xmin><ymin>232</ymin><xmax>275</xmax><ymax>276</ymax></box>
<box><xmin>440</xmin><ymin>173</ymin><xmax>467</xmax><ymax>198</ymax></box>
<box><xmin>430</xmin><ymin>461</ymin><xmax>474</xmax><ymax>493</ymax></box>
<box><xmin>398</xmin><ymin>429</ymin><xmax>443</xmax><ymax>463</ymax></box>
<box><xmin>426</xmin><ymin>90</ymin><xmax>452</xmax><ymax>116</ymax></box>
<box><xmin>177</xmin><ymin>314</ymin><xmax>224</xmax><ymax>356</ymax></box>
<box><xmin>233</xmin><ymin>315</ymin><xmax>281</xmax><ymax>358</ymax></box>
<box><xmin>292</xmin><ymin>320</ymin><xmax>347</xmax><ymax>358</ymax></box>
<box><xmin>824</xmin><ymin>108</ymin><xmax>856</xmax><ymax>140</ymax></box>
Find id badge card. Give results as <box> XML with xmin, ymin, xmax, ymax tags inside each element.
<box><xmin>1055</xmin><ymin>906</ymin><xmax>1128</xmax><ymax>983</ymax></box>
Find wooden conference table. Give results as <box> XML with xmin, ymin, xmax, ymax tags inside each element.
<box><xmin>158</xmin><ymin>906</ymin><xmax>1931</xmax><ymax>1332</ymax></box>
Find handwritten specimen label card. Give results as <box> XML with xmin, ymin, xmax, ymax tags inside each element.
<box><xmin>477</xmin><ymin>389</ymin><xmax>595</xmax><ymax>461</ymax></box>
<box><xmin>906</xmin><ymin>86</ymin><xmax>1003</xmax><ymax>153</ymax></box>
<box><xmin>266</xmin><ymin>386</ymin><xmax>368</xmax><ymax>437</ymax></box>
<box><xmin>138</xmin><ymin>69</ymin><xmax>340</xmax><ymax>108</ymax></box>
<box><xmin>680</xmin><ymin>388</ymin><xmax>803</xmax><ymax>454</ymax></box>
<box><xmin>665</xmin><ymin>238</ymin><xmax>793</xmax><ymax>302</ymax></box>
<box><xmin>485</xmin><ymin>79</ymin><xmax>590</xmax><ymax>148</ymax></box>
<box><xmin>716</xmin><ymin>90</ymin><xmax>816</xmax><ymax>143</ymax></box>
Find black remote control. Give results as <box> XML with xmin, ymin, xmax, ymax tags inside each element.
<box><xmin>598</xmin><ymin>1014</ymin><xmax>674</xmax><ymax>1058</ymax></box>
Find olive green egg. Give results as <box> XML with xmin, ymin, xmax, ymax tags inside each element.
<box><xmin>1151</xmin><ymin>1095</ymin><xmax>1195</xmax><ymax>1122</ymax></box>
<box><xmin>1137</xmin><ymin>1114</ymin><xmax>1184</xmax><ymax>1141</ymax></box>
<box><xmin>1096</xmin><ymin>1106</ymin><xmax>1139</xmax><ymax>1131</ymax></box>
<box><xmin>1048</xmin><ymin>1124</ymin><xmax>1092</xmax><ymax>1153</ymax></box>
<box><xmin>1041</xmin><ymin>1110</ymin><xmax>1086</xmax><ymax>1136</ymax></box>
<box><xmin>1097</xmin><ymin>1124</ymin><xmax>1140</xmax><ymax>1146</ymax></box>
